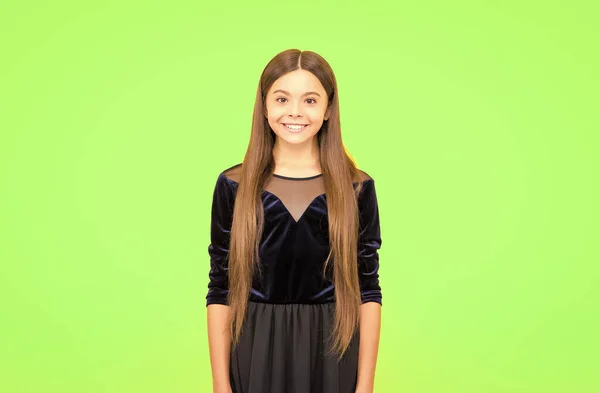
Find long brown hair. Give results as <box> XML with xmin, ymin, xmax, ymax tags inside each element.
<box><xmin>227</xmin><ymin>49</ymin><xmax>364</xmax><ymax>360</ymax></box>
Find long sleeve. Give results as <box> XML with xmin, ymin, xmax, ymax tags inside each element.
<box><xmin>206</xmin><ymin>172</ymin><xmax>236</xmax><ymax>306</ymax></box>
<box><xmin>357</xmin><ymin>179</ymin><xmax>383</xmax><ymax>305</ymax></box>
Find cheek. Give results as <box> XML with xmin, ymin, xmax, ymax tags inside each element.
<box><xmin>307</xmin><ymin>109</ymin><xmax>327</xmax><ymax>122</ymax></box>
<box><xmin>266</xmin><ymin>106</ymin><xmax>285</xmax><ymax>121</ymax></box>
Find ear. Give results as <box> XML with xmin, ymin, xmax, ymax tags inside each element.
<box><xmin>324</xmin><ymin>105</ymin><xmax>331</xmax><ymax>121</ymax></box>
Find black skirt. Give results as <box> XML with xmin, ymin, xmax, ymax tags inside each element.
<box><xmin>230</xmin><ymin>301</ymin><xmax>360</xmax><ymax>393</ymax></box>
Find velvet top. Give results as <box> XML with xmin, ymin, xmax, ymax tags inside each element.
<box><xmin>205</xmin><ymin>163</ymin><xmax>382</xmax><ymax>306</ymax></box>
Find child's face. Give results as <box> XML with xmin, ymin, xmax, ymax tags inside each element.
<box><xmin>265</xmin><ymin>69</ymin><xmax>331</xmax><ymax>147</ymax></box>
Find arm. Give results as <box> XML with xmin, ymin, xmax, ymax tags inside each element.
<box><xmin>356</xmin><ymin>179</ymin><xmax>383</xmax><ymax>393</ymax></box>
<box><xmin>206</xmin><ymin>173</ymin><xmax>235</xmax><ymax>393</ymax></box>
<box><xmin>356</xmin><ymin>302</ymin><xmax>381</xmax><ymax>393</ymax></box>
<box><xmin>207</xmin><ymin>305</ymin><xmax>233</xmax><ymax>393</ymax></box>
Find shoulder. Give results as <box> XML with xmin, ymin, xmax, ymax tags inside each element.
<box><xmin>356</xmin><ymin>168</ymin><xmax>375</xmax><ymax>183</ymax></box>
<box><xmin>219</xmin><ymin>163</ymin><xmax>242</xmax><ymax>184</ymax></box>
<box><xmin>212</xmin><ymin>163</ymin><xmax>241</xmax><ymax>197</ymax></box>
<box><xmin>355</xmin><ymin>168</ymin><xmax>378</xmax><ymax>203</ymax></box>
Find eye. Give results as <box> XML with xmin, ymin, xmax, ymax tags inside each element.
<box><xmin>275</xmin><ymin>97</ymin><xmax>317</xmax><ymax>104</ymax></box>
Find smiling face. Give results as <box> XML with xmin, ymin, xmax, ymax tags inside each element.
<box><xmin>264</xmin><ymin>69</ymin><xmax>331</xmax><ymax>147</ymax></box>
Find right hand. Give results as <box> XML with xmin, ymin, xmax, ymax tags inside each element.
<box><xmin>213</xmin><ymin>384</ymin><xmax>233</xmax><ymax>393</ymax></box>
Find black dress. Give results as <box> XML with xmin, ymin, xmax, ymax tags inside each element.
<box><xmin>206</xmin><ymin>163</ymin><xmax>382</xmax><ymax>393</ymax></box>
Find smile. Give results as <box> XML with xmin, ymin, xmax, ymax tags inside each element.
<box><xmin>282</xmin><ymin>123</ymin><xmax>308</xmax><ymax>132</ymax></box>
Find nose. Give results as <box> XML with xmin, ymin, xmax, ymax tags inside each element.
<box><xmin>289</xmin><ymin>101</ymin><xmax>303</xmax><ymax>117</ymax></box>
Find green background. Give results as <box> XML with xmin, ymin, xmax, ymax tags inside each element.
<box><xmin>1</xmin><ymin>1</ymin><xmax>598</xmax><ymax>392</ymax></box>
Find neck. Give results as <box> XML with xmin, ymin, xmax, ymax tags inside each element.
<box><xmin>272</xmin><ymin>136</ymin><xmax>321</xmax><ymax>173</ymax></box>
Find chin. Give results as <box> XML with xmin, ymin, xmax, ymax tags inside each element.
<box><xmin>277</xmin><ymin>135</ymin><xmax>315</xmax><ymax>145</ymax></box>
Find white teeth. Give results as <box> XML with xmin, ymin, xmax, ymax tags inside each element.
<box><xmin>284</xmin><ymin>124</ymin><xmax>307</xmax><ymax>130</ymax></box>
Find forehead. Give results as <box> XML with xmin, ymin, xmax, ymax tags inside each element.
<box><xmin>269</xmin><ymin>69</ymin><xmax>325</xmax><ymax>95</ymax></box>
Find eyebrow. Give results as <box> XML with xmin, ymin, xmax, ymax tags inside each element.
<box><xmin>272</xmin><ymin>89</ymin><xmax>322</xmax><ymax>98</ymax></box>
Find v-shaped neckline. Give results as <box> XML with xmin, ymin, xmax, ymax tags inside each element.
<box><xmin>223</xmin><ymin>176</ymin><xmax>369</xmax><ymax>224</ymax></box>
<box><xmin>262</xmin><ymin>189</ymin><xmax>326</xmax><ymax>223</ymax></box>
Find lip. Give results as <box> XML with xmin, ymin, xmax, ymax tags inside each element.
<box><xmin>281</xmin><ymin>123</ymin><xmax>308</xmax><ymax>133</ymax></box>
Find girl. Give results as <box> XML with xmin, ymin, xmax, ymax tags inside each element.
<box><xmin>206</xmin><ymin>49</ymin><xmax>383</xmax><ymax>393</ymax></box>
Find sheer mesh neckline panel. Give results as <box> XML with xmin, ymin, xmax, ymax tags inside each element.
<box><xmin>263</xmin><ymin>175</ymin><xmax>326</xmax><ymax>222</ymax></box>
<box><xmin>222</xmin><ymin>165</ymin><xmax>325</xmax><ymax>222</ymax></box>
<box><xmin>272</xmin><ymin>173</ymin><xmax>323</xmax><ymax>181</ymax></box>
<box><xmin>221</xmin><ymin>164</ymin><xmax>372</xmax><ymax>223</ymax></box>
